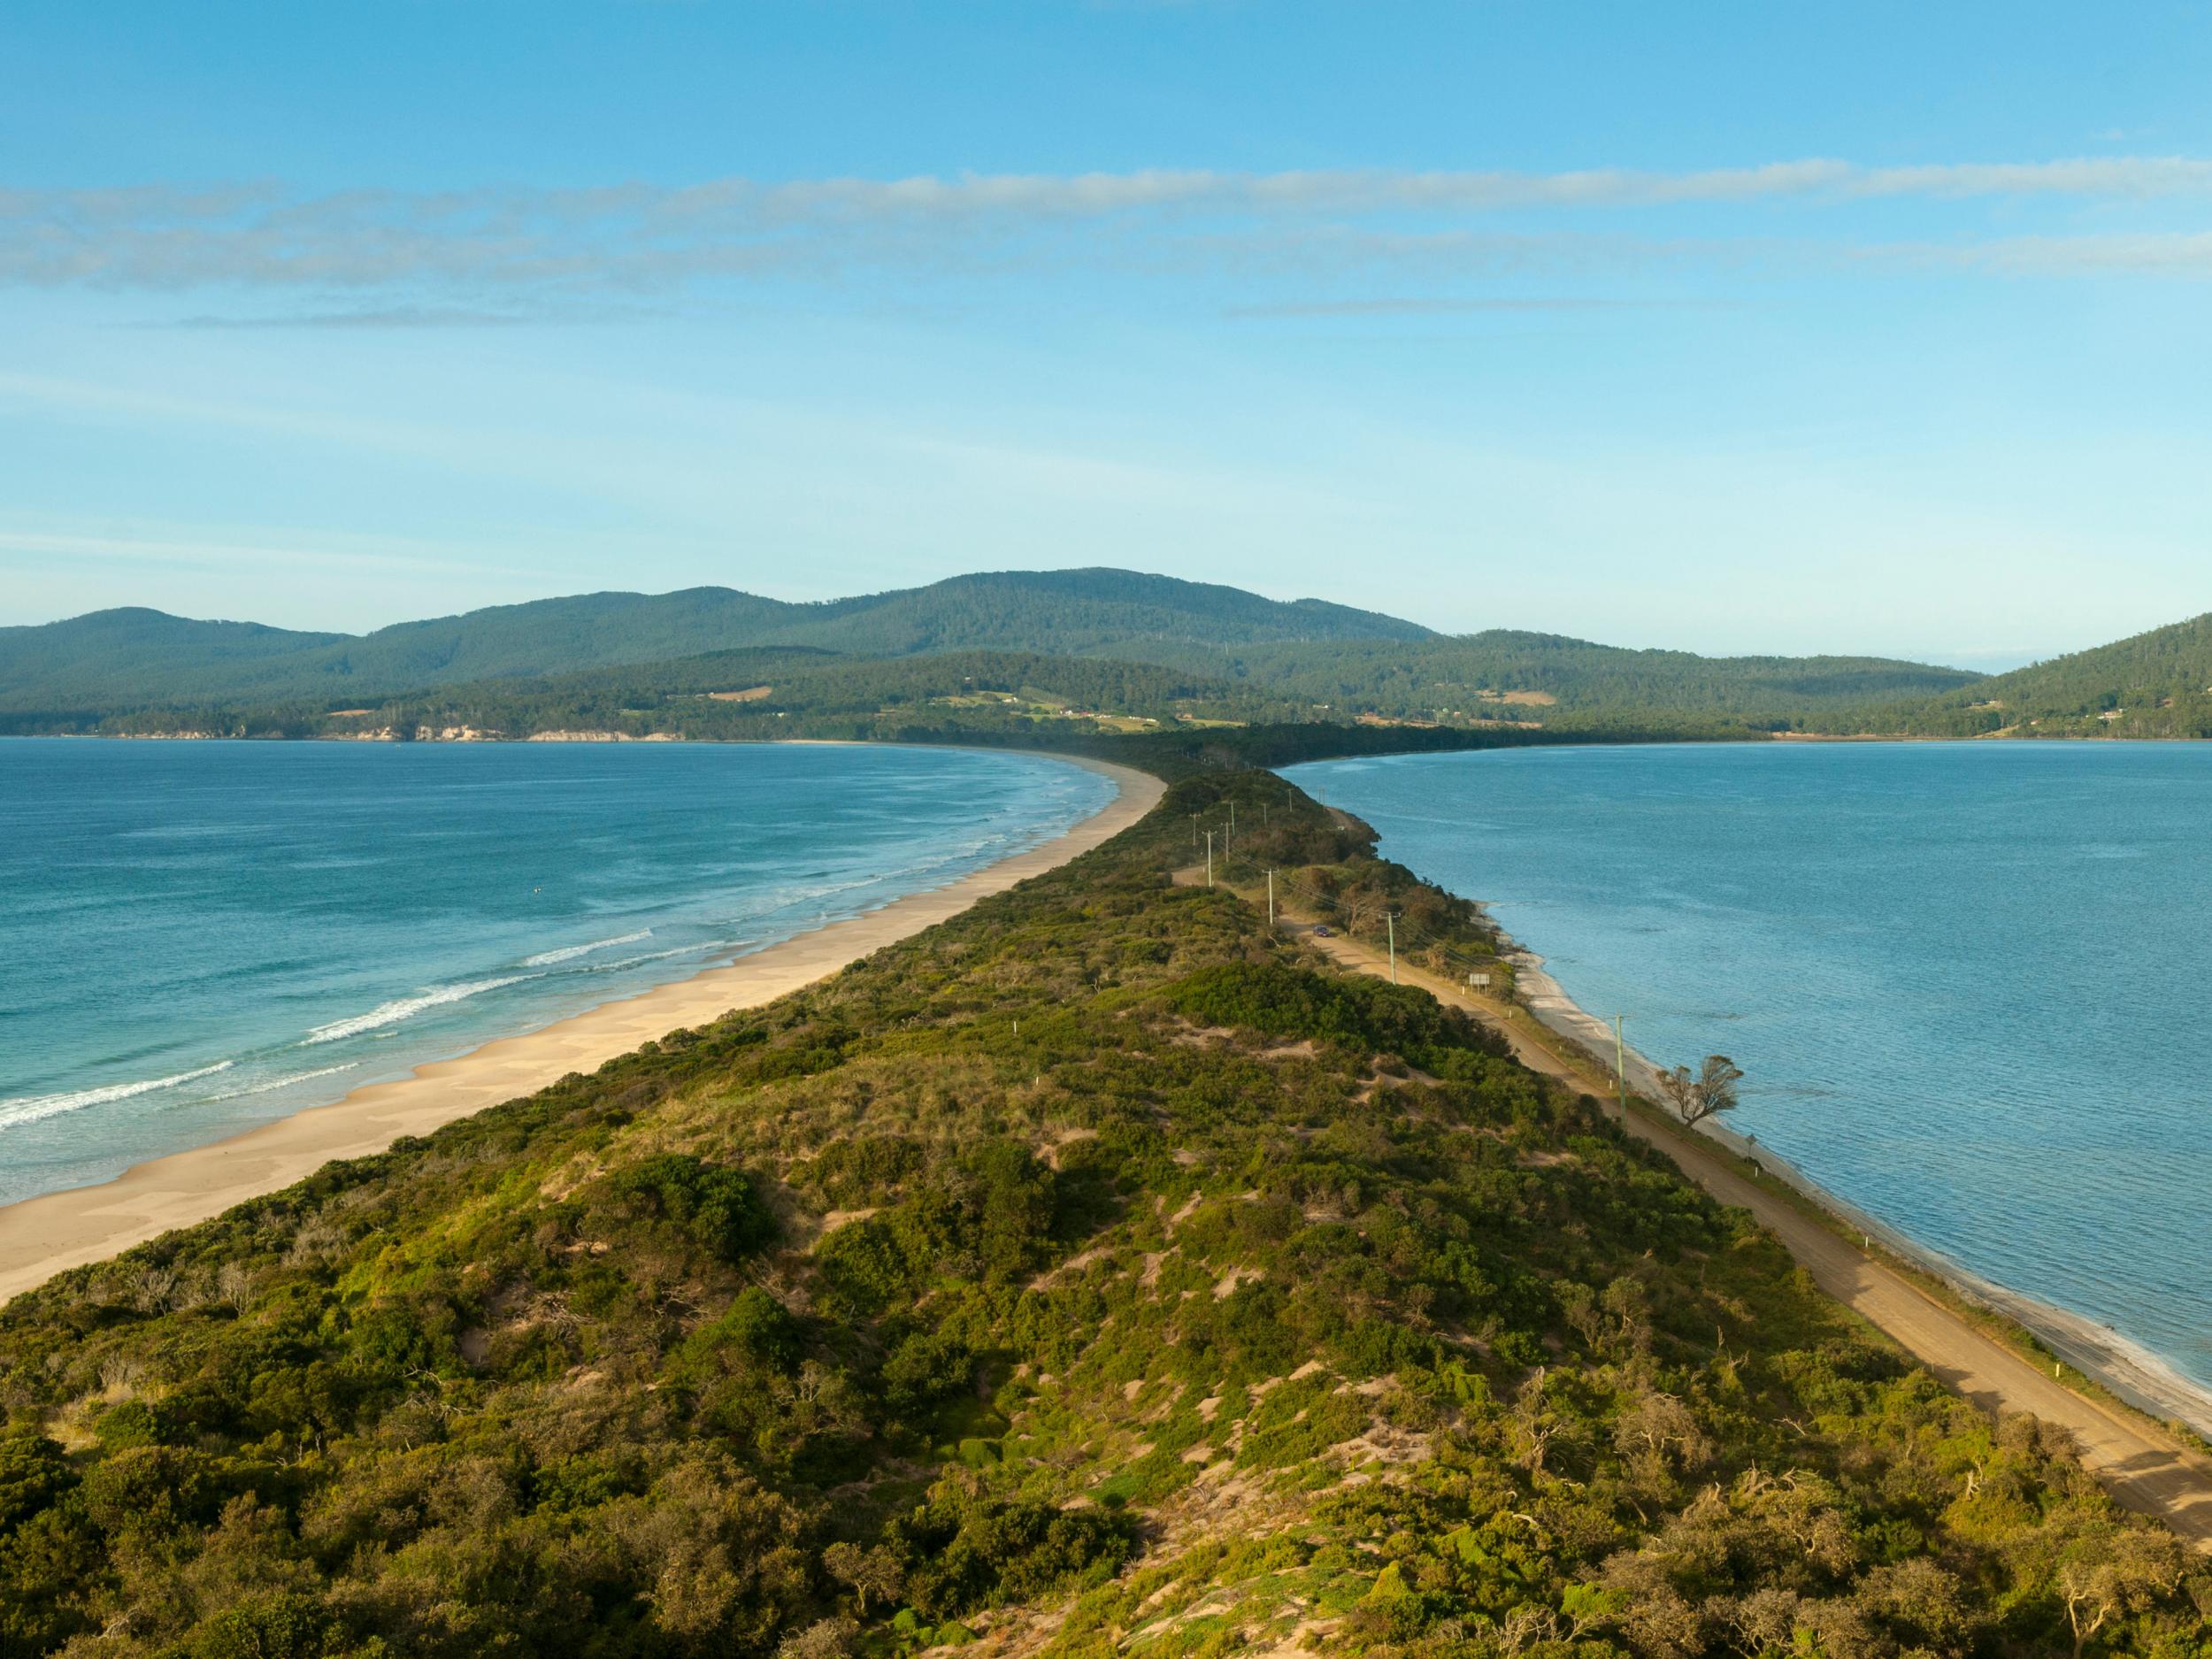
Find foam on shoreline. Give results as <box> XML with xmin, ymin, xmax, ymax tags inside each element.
<box><xmin>0</xmin><ymin>1062</ymin><xmax>236</xmax><ymax>1131</ymax></box>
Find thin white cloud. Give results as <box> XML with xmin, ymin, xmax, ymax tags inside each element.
<box><xmin>1225</xmin><ymin>296</ymin><xmax>1739</xmax><ymax>318</ymax></box>
<box><xmin>1962</xmin><ymin>231</ymin><xmax>2212</xmax><ymax>275</ymax></box>
<box><xmin>3</xmin><ymin>157</ymin><xmax>2208</xmax><ymax>294</ymax></box>
<box><xmin>1867</xmin><ymin>231</ymin><xmax>2212</xmax><ymax>277</ymax></box>
<box><xmin>1850</xmin><ymin>157</ymin><xmax>2212</xmax><ymax>197</ymax></box>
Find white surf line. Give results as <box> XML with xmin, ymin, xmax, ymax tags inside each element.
<box><xmin>303</xmin><ymin>974</ymin><xmax>539</xmax><ymax>1046</ymax></box>
<box><xmin>0</xmin><ymin>1061</ymin><xmax>234</xmax><ymax>1131</ymax></box>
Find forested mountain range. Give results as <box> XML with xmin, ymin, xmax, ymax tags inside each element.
<box><xmin>3</xmin><ymin>569</ymin><xmax>1977</xmax><ymax>734</ymax></box>
<box><xmin>0</xmin><ymin>572</ymin><xmax>1430</xmax><ymax>716</ymax></box>
<box><xmin>3</xmin><ymin>767</ymin><xmax>2199</xmax><ymax>1655</ymax></box>
<box><xmin>12</xmin><ymin>569</ymin><xmax>2209</xmax><ymax>740</ymax></box>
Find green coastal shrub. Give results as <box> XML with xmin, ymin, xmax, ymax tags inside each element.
<box><xmin>798</xmin><ymin>1133</ymin><xmax>925</xmax><ymax>1207</ymax></box>
<box><xmin>893</xmin><ymin>1491</ymin><xmax>1135</xmax><ymax>1618</ymax></box>
<box><xmin>0</xmin><ymin>765</ymin><xmax>2201</xmax><ymax>1657</ymax></box>
<box><xmin>671</xmin><ymin>1286</ymin><xmax>803</xmax><ymax>1379</ymax></box>
<box><xmin>1161</xmin><ymin>961</ymin><xmax>1504</xmax><ymax>1064</ymax></box>
<box><xmin>880</xmin><ymin>1328</ymin><xmax>979</xmax><ymax>1413</ymax></box>
<box><xmin>591</xmin><ymin>1152</ymin><xmax>773</xmax><ymax>1263</ymax></box>
<box><xmin>0</xmin><ymin>1433</ymin><xmax>73</xmax><ymax>1536</ymax></box>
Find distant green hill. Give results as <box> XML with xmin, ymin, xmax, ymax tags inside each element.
<box><xmin>0</xmin><ymin>608</ymin><xmax>350</xmax><ymax>710</ymax></box>
<box><xmin>0</xmin><ymin>571</ymin><xmax>1431</xmax><ymax>716</ymax></box>
<box><xmin>0</xmin><ymin>591</ymin><xmax>789</xmax><ymax>713</ymax></box>
<box><xmin>1814</xmin><ymin>611</ymin><xmax>2212</xmax><ymax>739</ymax></box>
<box><xmin>764</xmin><ymin>568</ymin><xmax>1434</xmax><ymax>657</ymax></box>
<box><xmin>1145</xmin><ymin>634</ymin><xmax>1985</xmax><ymax>725</ymax></box>
<box><xmin>4</xmin><ymin>569</ymin><xmax>1990</xmax><ymax>736</ymax></box>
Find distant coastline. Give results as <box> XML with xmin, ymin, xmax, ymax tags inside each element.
<box><xmin>45</xmin><ymin>719</ymin><xmax>2212</xmax><ymax>750</ymax></box>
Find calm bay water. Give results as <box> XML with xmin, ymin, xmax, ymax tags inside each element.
<box><xmin>1292</xmin><ymin>742</ymin><xmax>2212</xmax><ymax>1398</ymax></box>
<box><xmin>0</xmin><ymin>739</ymin><xmax>1110</xmax><ymax>1207</ymax></box>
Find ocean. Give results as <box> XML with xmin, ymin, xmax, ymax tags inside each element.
<box><xmin>0</xmin><ymin>739</ymin><xmax>1111</xmax><ymax>1207</ymax></box>
<box><xmin>1290</xmin><ymin>741</ymin><xmax>2212</xmax><ymax>1405</ymax></box>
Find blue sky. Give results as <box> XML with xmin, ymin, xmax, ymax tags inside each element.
<box><xmin>4</xmin><ymin>2</ymin><xmax>2210</xmax><ymax>667</ymax></box>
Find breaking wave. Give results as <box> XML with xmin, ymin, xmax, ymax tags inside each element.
<box><xmin>0</xmin><ymin>1061</ymin><xmax>234</xmax><ymax>1132</ymax></box>
<box><xmin>303</xmin><ymin>976</ymin><xmax>535</xmax><ymax>1046</ymax></box>
<box><xmin>206</xmin><ymin>1063</ymin><xmax>359</xmax><ymax>1102</ymax></box>
<box><xmin>524</xmin><ymin>929</ymin><xmax>652</xmax><ymax>967</ymax></box>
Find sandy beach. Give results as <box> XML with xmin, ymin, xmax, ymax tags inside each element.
<box><xmin>0</xmin><ymin>754</ymin><xmax>1163</xmax><ymax>1306</ymax></box>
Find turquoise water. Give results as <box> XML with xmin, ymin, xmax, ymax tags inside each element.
<box><xmin>0</xmin><ymin>740</ymin><xmax>1110</xmax><ymax>1206</ymax></box>
<box><xmin>1291</xmin><ymin>742</ymin><xmax>2212</xmax><ymax>1399</ymax></box>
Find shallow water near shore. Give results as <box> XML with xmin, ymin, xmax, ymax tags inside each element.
<box><xmin>1292</xmin><ymin>741</ymin><xmax>2212</xmax><ymax>1402</ymax></box>
<box><xmin>0</xmin><ymin>739</ymin><xmax>1111</xmax><ymax>1206</ymax></box>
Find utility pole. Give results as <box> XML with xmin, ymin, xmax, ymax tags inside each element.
<box><xmin>1266</xmin><ymin>869</ymin><xmax>1275</xmax><ymax>926</ymax></box>
<box><xmin>1613</xmin><ymin>1015</ymin><xmax>1629</xmax><ymax>1118</ymax></box>
<box><xmin>1386</xmin><ymin>913</ymin><xmax>1397</xmax><ymax>982</ymax></box>
<box><xmin>1204</xmin><ymin>830</ymin><xmax>1214</xmax><ymax>888</ymax></box>
<box><xmin>1228</xmin><ymin>801</ymin><xmax>1236</xmax><ymax>831</ymax></box>
<box><xmin>1190</xmin><ymin>811</ymin><xmax>1201</xmax><ymax>847</ymax></box>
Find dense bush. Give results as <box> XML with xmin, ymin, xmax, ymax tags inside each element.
<box><xmin>590</xmin><ymin>1152</ymin><xmax>775</xmax><ymax>1263</ymax></box>
<box><xmin>1164</xmin><ymin>959</ymin><xmax>1507</xmax><ymax>1064</ymax></box>
<box><xmin>893</xmin><ymin>1487</ymin><xmax>1136</xmax><ymax>1618</ymax></box>
<box><xmin>0</xmin><ymin>767</ymin><xmax>2201</xmax><ymax>1655</ymax></box>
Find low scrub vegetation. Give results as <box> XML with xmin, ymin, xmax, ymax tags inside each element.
<box><xmin>0</xmin><ymin>772</ymin><xmax>2203</xmax><ymax>1656</ymax></box>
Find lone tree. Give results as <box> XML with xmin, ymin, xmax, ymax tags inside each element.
<box><xmin>1658</xmin><ymin>1054</ymin><xmax>1743</xmax><ymax>1127</ymax></box>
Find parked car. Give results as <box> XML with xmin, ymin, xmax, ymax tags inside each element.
<box><xmin>1313</xmin><ymin>926</ymin><xmax>1333</xmax><ymax>937</ymax></box>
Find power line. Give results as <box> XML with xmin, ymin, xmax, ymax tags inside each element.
<box><xmin>1180</xmin><ymin>796</ymin><xmax>1523</xmax><ymax>1008</ymax></box>
<box><xmin>1214</xmin><ymin>840</ymin><xmax>1509</xmax><ymax>989</ymax></box>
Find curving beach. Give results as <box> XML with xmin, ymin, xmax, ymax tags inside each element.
<box><xmin>0</xmin><ymin>755</ymin><xmax>1162</xmax><ymax>1305</ymax></box>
